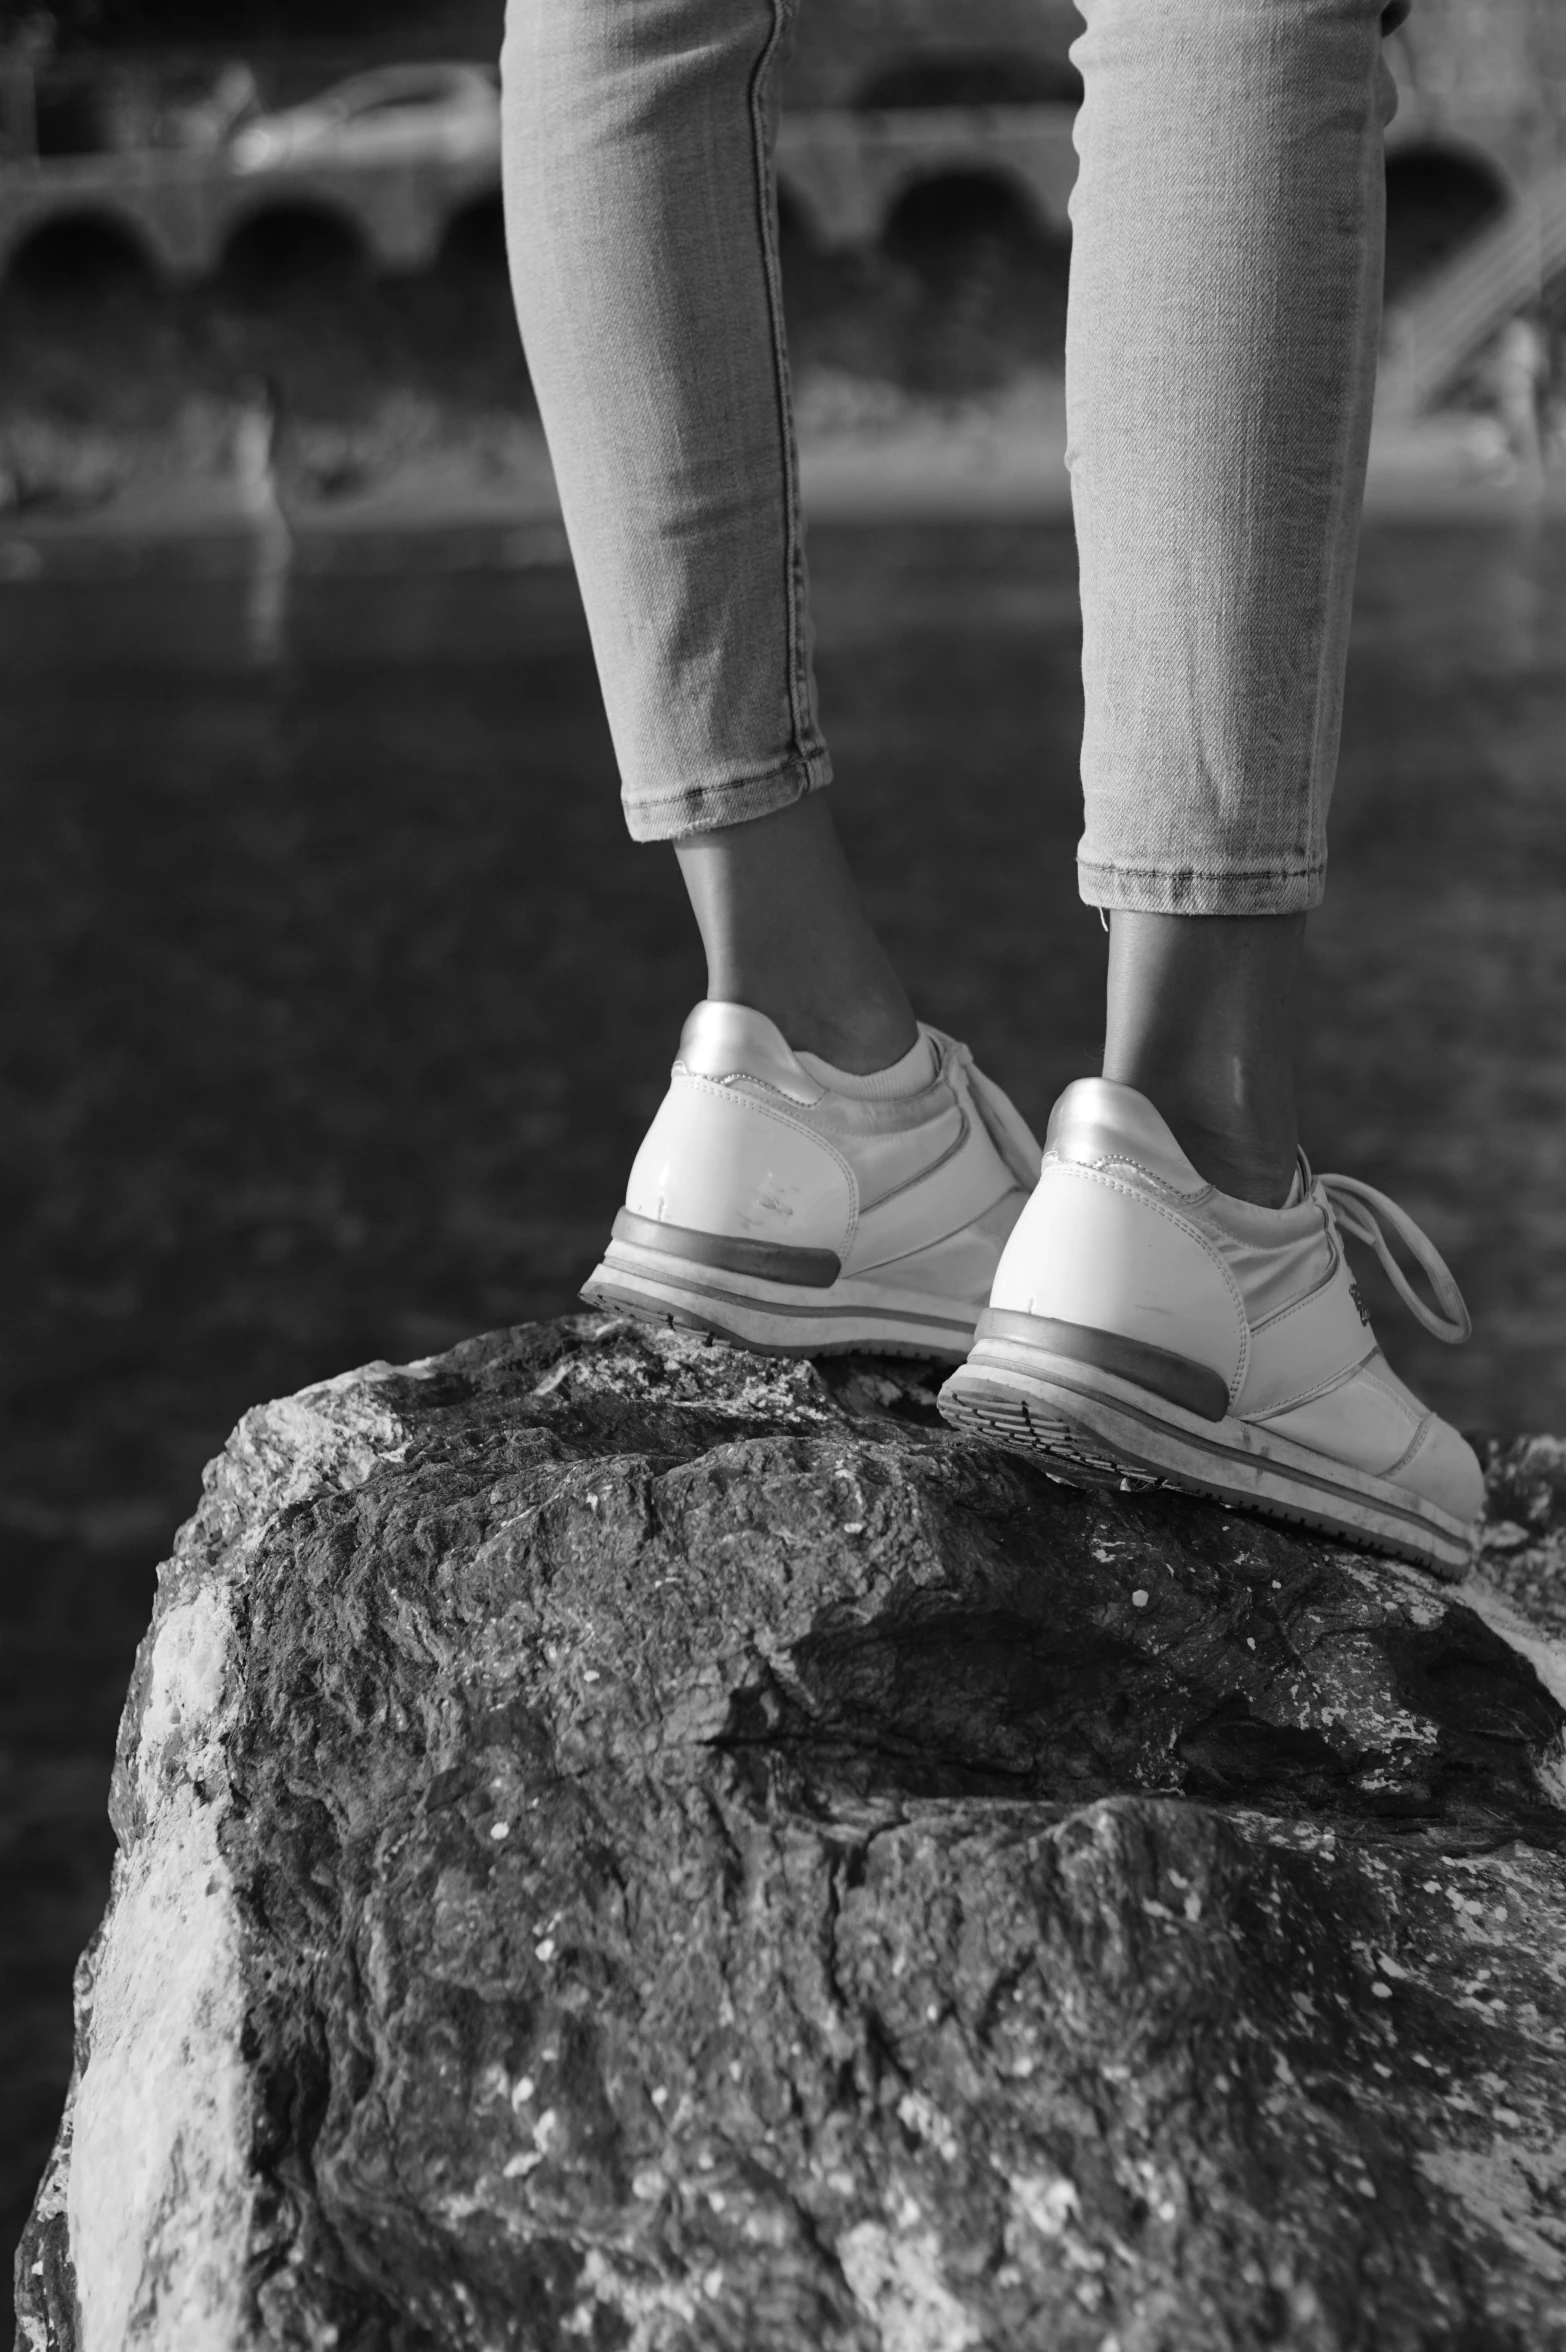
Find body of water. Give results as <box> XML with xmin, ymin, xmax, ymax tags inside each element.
<box><xmin>3</xmin><ymin>516</ymin><xmax>1565</xmax><ymax>2266</ymax></box>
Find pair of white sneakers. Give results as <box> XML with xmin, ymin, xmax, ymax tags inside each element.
<box><xmin>583</xmin><ymin>1002</ymin><xmax>1482</xmax><ymax>1579</ymax></box>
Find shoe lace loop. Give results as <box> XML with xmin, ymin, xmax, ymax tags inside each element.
<box><xmin>1314</xmin><ymin>1168</ymin><xmax>1471</xmax><ymax>1346</ymax></box>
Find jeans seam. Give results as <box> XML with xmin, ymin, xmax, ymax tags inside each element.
<box><xmin>633</xmin><ymin>753</ymin><xmax>816</xmax><ymax>813</ymax></box>
<box><xmin>1302</xmin><ymin>5</ymin><xmax>1388</xmax><ymax>884</ymax></box>
<box><xmin>1080</xmin><ymin>858</ymin><xmax>1327</xmax><ymax>883</ymax></box>
<box><xmin>1077</xmin><ymin>859</ymin><xmax>1328</xmax><ymax>916</ymax></box>
<box><xmin>747</xmin><ymin>0</ymin><xmax>813</xmax><ymax>770</ymax></box>
<box><xmin>625</xmin><ymin>754</ymin><xmax>822</xmax><ymax>843</ymax></box>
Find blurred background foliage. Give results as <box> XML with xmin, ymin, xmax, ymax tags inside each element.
<box><xmin>38</xmin><ymin>0</ymin><xmax>460</xmax><ymax>40</ymax></box>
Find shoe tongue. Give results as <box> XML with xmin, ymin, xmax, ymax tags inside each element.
<box><xmin>795</xmin><ymin>1033</ymin><xmax>938</xmax><ymax>1100</ymax></box>
<box><xmin>675</xmin><ymin>1001</ymin><xmax>825</xmax><ymax>1104</ymax></box>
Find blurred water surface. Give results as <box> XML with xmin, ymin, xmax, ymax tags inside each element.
<box><xmin>3</xmin><ymin>516</ymin><xmax>1565</xmax><ymax>2264</ymax></box>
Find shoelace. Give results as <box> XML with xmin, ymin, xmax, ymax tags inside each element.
<box><xmin>1312</xmin><ymin>1166</ymin><xmax>1472</xmax><ymax>1345</ymax></box>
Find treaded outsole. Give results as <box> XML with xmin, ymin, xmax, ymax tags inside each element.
<box><xmin>580</xmin><ymin>1278</ymin><xmax>968</xmax><ymax>1363</ymax></box>
<box><xmin>937</xmin><ymin>1383</ymin><xmax>1470</xmax><ymax>1580</ymax></box>
<box><xmin>937</xmin><ymin>1387</ymin><xmax>1146</xmax><ymax>1490</ymax></box>
<box><xmin>588</xmin><ymin>1279</ymin><xmax>1472</xmax><ymax>1582</ymax></box>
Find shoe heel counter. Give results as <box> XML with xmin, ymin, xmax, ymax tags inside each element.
<box><xmin>991</xmin><ymin>1163</ymin><xmax>1247</xmax><ymax>1390</ymax></box>
<box><xmin>625</xmin><ymin>1075</ymin><xmax>855</xmax><ymax>1251</ymax></box>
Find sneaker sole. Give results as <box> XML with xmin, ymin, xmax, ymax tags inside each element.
<box><xmin>939</xmin><ymin>1338</ymin><xmax>1476</xmax><ymax>1580</ymax></box>
<box><xmin>581</xmin><ymin>1237</ymin><xmax>978</xmax><ymax>1362</ymax></box>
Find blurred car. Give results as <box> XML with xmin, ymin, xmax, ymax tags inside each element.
<box><xmin>229</xmin><ymin>63</ymin><xmax>499</xmax><ymax>173</ymax></box>
<box><xmin>159</xmin><ymin>63</ymin><xmax>262</xmax><ymax>152</ymax></box>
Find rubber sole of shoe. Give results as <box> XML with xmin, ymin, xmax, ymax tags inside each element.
<box><xmin>580</xmin><ymin>1239</ymin><xmax>977</xmax><ymax>1363</ymax></box>
<box><xmin>938</xmin><ymin>1345</ymin><xmax>1476</xmax><ymax>1581</ymax></box>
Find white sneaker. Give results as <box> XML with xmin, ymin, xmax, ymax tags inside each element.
<box><xmin>938</xmin><ymin>1077</ymin><xmax>1483</xmax><ymax>1578</ymax></box>
<box><xmin>581</xmin><ymin>1001</ymin><xmax>1042</xmax><ymax>1359</ymax></box>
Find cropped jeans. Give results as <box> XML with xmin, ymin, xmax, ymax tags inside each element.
<box><xmin>501</xmin><ymin>0</ymin><xmax>1402</xmax><ymax>915</ymax></box>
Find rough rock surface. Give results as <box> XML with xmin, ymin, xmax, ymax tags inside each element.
<box><xmin>15</xmin><ymin>1315</ymin><xmax>1566</xmax><ymax>2352</ymax></box>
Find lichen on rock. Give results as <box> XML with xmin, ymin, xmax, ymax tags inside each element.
<box><xmin>15</xmin><ymin>1315</ymin><xmax>1566</xmax><ymax>2350</ymax></box>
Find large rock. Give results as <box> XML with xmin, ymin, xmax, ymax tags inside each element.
<box><xmin>15</xmin><ymin>1315</ymin><xmax>1566</xmax><ymax>2352</ymax></box>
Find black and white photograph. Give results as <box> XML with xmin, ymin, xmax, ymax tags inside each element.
<box><xmin>5</xmin><ymin>0</ymin><xmax>1566</xmax><ymax>2342</ymax></box>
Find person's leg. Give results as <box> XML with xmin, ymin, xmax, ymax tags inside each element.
<box><xmin>500</xmin><ymin>0</ymin><xmax>909</xmax><ymax>1074</ymax></box>
<box><xmin>1102</xmin><ymin>913</ymin><xmax>1305</xmax><ymax>1206</ymax></box>
<box><xmin>943</xmin><ymin>0</ymin><xmax>1484</xmax><ymax>1575</ymax></box>
<box><xmin>674</xmin><ymin>798</ymin><xmax>916</xmax><ymax>1073</ymax></box>
<box><xmin>501</xmin><ymin>0</ymin><xmax>1038</xmax><ymax>1356</ymax></box>
<box><xmin>1068</xmin><ymin>0</ymin><xmax>1399</xmax><ymax>1206</ymax></box>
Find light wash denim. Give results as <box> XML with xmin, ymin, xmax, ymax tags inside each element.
<box><xmin>501</xmin><ymin>0</ymin><xmax>1401</xmax><ymax>911</ymax></box>
<box><xmin>1069</xmin><ymin>0</ymin><xmax>1399</xmax><ymax>913</ymax></box>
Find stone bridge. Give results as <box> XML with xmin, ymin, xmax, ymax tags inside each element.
<box><xmin>0</xmin><ymin>106</ymin><xmax>1086</xmax><ymax>284</ymax></box>
<box><xmin>0</xmin><ymin>98</ymin><xmax>1533</xmax><ymax>273</ymax></box>
<box><xmin>778</xmin><ymin>104</ymin><xmax>1079</xmax><ymax>244</ymax></box>
<box><xmin>0</xmin><ymin>93</ymin><xmax>1551</xmax><ymax>409</ymax></box>
<box><xmin>0</xmin><ymin>142</ymin><xmax>501</xmax><ymax>280</ymax></box>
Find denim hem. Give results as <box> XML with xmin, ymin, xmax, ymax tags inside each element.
<box><xmin>625</xmin><ymin>750</ymin><xmax>832</xmax><ymax>845</ymax></box>
<box><xmin>1078</xmin><ymin>860</ymin><xmax>1326</xmax><ymax>917</ymax></box>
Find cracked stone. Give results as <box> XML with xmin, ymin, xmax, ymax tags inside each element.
<box><xmin>14</xmin><ymin>1316</ymin><xmax>1566</xmax><ymax>2351</ymax></box>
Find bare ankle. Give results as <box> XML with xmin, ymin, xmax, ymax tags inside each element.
<box><xmin>708</xmin><ymin>979</ymin><xmax>917</xmax><ymax>1074</ymax></box>
<box><xmin>1102</xmin><ymin>908</ymin><xmax>1306</xmax><ymax>1207</ymax></box>
<box><xmin>1148</xmin><ymin>1102</ymin><xmax>1299</xmax><ymax>1207</ymax></box>
<box><xmin>675</xmin><ymin>795</ymin><xmax>918</xmax><ymax>1075</ymax></box>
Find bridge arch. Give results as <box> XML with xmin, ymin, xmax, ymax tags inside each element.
<box><xmin>1383</xmin><ymin>138</ymin><xmax>1512</xmax><ymax>303</ymax></box>
<box><xmin>878</xmin><ymin>162</ymin><xmax>1057</xmax><ymax>261</ymax></box>
<box><xmin>853</xmin><ymin>51</ymin><xmax>1082</xmax><ymax>111</ymax></box>
<box><xmin>0</xmin><ymin>200</ymin><xmax>171</xmax><ymax>290</ymax></box>
<box><xmin>215</xmin><ymin>197</ymin><xmax>373</xmax><ymax>291</ymax></box>
<box><xmin>878</xmin><ymin>165</ymin><xmax>1071</xmax><ymax>384</ymax></box>
<box><xmin>435</xmin><ymin>190</ymin><xmax>507</xmax><ymax>271</ymax></box>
